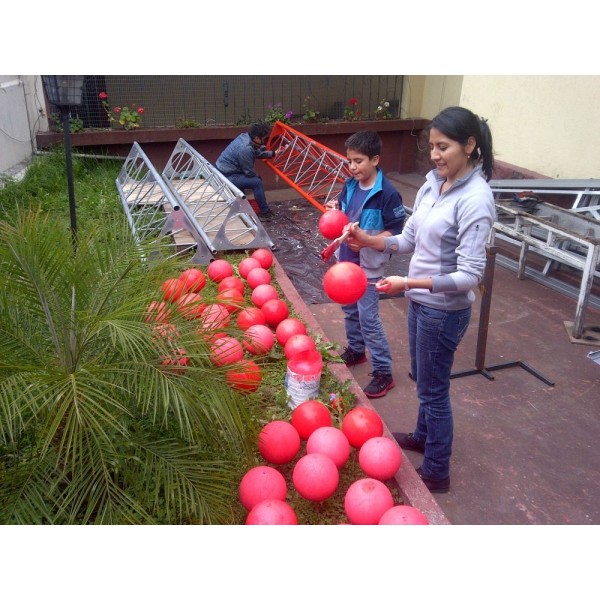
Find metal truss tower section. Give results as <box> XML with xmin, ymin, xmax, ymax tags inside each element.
<box><xmin>265</xmin><ymin>122</ymin><xmax>352</xmax><ymax>213</ymax></box>
<box><xmin>116</xmin><ymin>140</ymin><xmax>273</xmax><ymax>265</ymax></box>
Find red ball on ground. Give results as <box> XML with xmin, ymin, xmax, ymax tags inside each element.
<box><xmin>198</xmin><ymin>303</ymin><xmax>230</xmax><ymax>332</ymax></box>
<box><xmin>358</xmin><ymin>436</ymin><xmax>402</xmax><ymax>480</ymax></box>
<box><xmin>216</xmin><ymin>287</ymin><xmax>245</xmax><ymax>313</ymax></box>
<box><xmin>238</xmin><ymin>257</ymin><xmax>262</xmax><ymax>279</ymax></box>
<box><xmin>284</xmin><ymin>334</ymin><xmax>316</xmax><ymax>360</ymax></box>
<box><xmin>144</xmin><ymin>300</ymin><xmax>171</xmax><ymax>323</ymax></box>
<box><xmin>275</xmin><ymin>318</ymin><xmax>307</xmax><ymax>346</ymax></box>
<box><xmin>210</xmin><ymin>336</ymin><xmax>244</xmax><ymax>366</ymax></box>
<box><xmin>243</xmin><ymin>324</ymin><xmax>275</xmax><ymax>355</ymax></box>
<box><xmin>292</xmin><ymin>453</ymin><xmax>339</xmax><ymax>502</ymax></box>
<box><xmin>179</xmin><ymin>267</ymin><xmax>206</xmax><ymax>293</ymax></box>
<box><xmin>207</xmin><ymin>259</ymin><xmax>234</xmax><ymax>282</ymax></box>
<box><xmin>261</xmin><ymin>298</ymin><xmax>289</xmax><ymax>327</ymax></box>
<box><xmin>258</xmin><ymin>420</ymin><xmax>301</xmax><ymax>465</ymax></box>
<box><xmin>237</xmin><ymin>306</ymin><xmax>267</xmax><ymax>330</ymax></box>
<box><xmin>344</xmin><ymin>478</ymin><xmax>395</xmax><ymax>525</ymax></box>
<box><xmin>378</xmin><ymin>505</ymin><xmax>429</xmax><ymax>525</ymax></box>
<box><xmin>341</xmin><ymin>406</ymin><xmax>384</xmax><ymax>449</ymax></box>
<box><xmin>176</xmin><ymin>292</ymin><xmax>206</xmax><ymax>319</ymax></box>
<box><xmin>218</xmin><ymin>275</ymin><xmax>246</xmax><ymax>295</ymax></box>
<box><xmin>239</xmin><ymin>465</ymin><xmax>287</xmax><ymax>511</ymax></box>
<box><xmin>226</xmin><ymin>359</ymin><xmax>262</xmax><ymax>393</ymax></box>
<box><xmin>251</xmin><ymin>248</ymin><xmax>274</xmax><ymax>270</ymax></box>
<box><xmin>251</xmin><ymin>283</ymin><xmax>279</xmax><ymax>308</ymax></box>
<box><xmin>246</xmin><ymin>499</ymin><xmax>298</xmax><ymax>525</ymax></box>
<box><xmin>318</xmin><ymin>209</ymin><xmax>350</xmax><ymax>240</ymax></box>
<box><xmin>291</xmin><ymin>399</ymin><xmax>332</xmax><ymax>440</ymax></box>
<box><xmin>306</xmin><ymin>426</ymin><xmax>351</xmax><ymax>468</ymax></box>
<box><xmin>246</xmin><ymin>267</ymin><xmax>272</xmax><ymax>289</ymax></box>
<box><xmin>161</xmin><ymin>277</ymin><xmax>186</xmax><ymax>303</ymax></box>
<box><xmin>323</xmin><ymin>262</ymin><xmax>368</xmax><ymax>305</ymax></box>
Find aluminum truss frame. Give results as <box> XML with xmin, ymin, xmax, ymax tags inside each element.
<box><xmin>265</xmin><ymin>121</ymin><xmax>352</xmax><ymax>213</ymax></box>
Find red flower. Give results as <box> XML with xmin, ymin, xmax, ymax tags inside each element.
<box><xmin>98</xmin><ymin>91</ymin><xmax>108</xmax><ymax>100</ymax></box>
<box><xmin>113</xmin><ymin>107</ymin><xmax>122</xmax><ymax>114</ymax></box>
<box><xmin>349</xmin><ymin>98</ymin><xmax>358</xmax><ymax>106</ymax></box>
<box><xmin>137</xmin><ymin>107</ymin><xmax>144</xmax><ymax>114</ymax></box>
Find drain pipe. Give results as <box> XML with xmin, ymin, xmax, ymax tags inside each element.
<box><xmin>34</xmin><ymin>149</ymin><xmax>125</xmax><ymax>162</ymax></box>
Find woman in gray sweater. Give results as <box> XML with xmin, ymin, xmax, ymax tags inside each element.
<box><xmin>348</xmin><ymin>106</ymin><xmax>496</xmax><ymax>493</ymax></box>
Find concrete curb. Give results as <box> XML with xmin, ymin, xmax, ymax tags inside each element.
<box><xmin>273</xmin><ymin>257</ymin><xmax>452</xmax><ymax>525</ymax></box>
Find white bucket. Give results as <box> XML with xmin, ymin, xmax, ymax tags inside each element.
<box><xmin>285</xmin><ymin>366</ymin><xmax>322</xmax><ymax>409</ymax></box>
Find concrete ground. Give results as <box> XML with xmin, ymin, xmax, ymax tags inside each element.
<box><xmin>265</xmin><ymin>173</ymin><xmax>600</xmax><ymax>525</ymax></box>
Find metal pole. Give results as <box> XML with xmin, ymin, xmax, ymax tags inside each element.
<box><xmin>61</xmin><ymin>106</ymin><xmax>77</xmax><ymax>249</ymax></box>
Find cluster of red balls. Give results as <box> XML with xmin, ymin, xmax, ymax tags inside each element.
<box><xmin>239</xmin><ymin>401</ymin><xmax>429</xmax><ymax>525</ymax></box>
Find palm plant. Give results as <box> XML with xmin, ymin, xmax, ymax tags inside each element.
<box><xmin>0</xmin><ymin>209</ymin><xmax>259</xmax><ymax>524</ymax></box>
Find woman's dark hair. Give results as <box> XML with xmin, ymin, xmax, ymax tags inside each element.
<box><xmin>430</xmin><ymin>106</ymin><xmax>494</xmax><ymax>181</ymax></box>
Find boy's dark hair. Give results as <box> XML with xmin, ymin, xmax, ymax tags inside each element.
<box><xmin>344</xmin><ymin>130</ymin><xmax>382</xmax><ymax>159</ymax></box>
<box><xmin>249</xmin><ymin>121</ymin><xmax>272</xmax><ymax>139</ymax></box>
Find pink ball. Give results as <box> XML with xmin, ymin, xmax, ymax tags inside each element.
<box><xmin>243</xmin><ymin>324</ymin><xmax>275</xmax><ymax>355</ymax></box>
<box><xmin>251</xmin><ymin>284</ymin><xmax>279</xmax><ymax>308</ymax></box>
<box><xmin>246</xmin><ymin>267</ymin><xmax>272</xmax><ymax>289</ymax></box>
<box><xmin>238</xmin><ymin>257</ymin><xmax>262</xmax><ymax>279</ymax></box>
<box><xmin>292</xmin><ymin>453</ymin><xmax>339</xmax><ymax>502</ymax></box>
<box><xmin>275</xmin><ymin>318</ymin><xmax>307</xmax><ymax>346</ymax></box>
<box><xmin>306</xmin><ymin>426</ymin><xmax>351</xmax><ymax>468</ymax></box>
<box><xmin>284</xmin><ymin>334</ymin><xmax>316</xmax><ymax>360</ymax></box>
<box><xmin>251</xmin><ymin>248</ymin><xmax>274</xmax><ymax>270</ymax></box>
<box><xmin>378</xmin><ymin>505</ymin><xmax>429</xmax><ymax>525</ymax></box>
<box><xmin>344</xmin><ymin>478</ymin><xmax>395</xmax><ymax>525</ymax></box>
<box><xmin>210</xmin><ymin>336</ymin><xmax>244</xmax><ymax>366</ymax></box>
<box><xmin>258</xmin><ymin>420</ymin><xmax>301</xmax><ymax>465</ymax></box>
<box><xmin>291</xmin><ymin>400</ymin><xmax>332</xmax><ymax>440</ymax></box>
<box><xmin>358</xmin><ymin>436</ymin><xmax>402</xmax><ymax>480</ymax></box>
<box><xmin>246</xmin><ymin>499</ymin><xmax>298</xmax><ymax>525</ymax></box>
<box><xmin>239</xmin><ymin>465</ymin><xmax>287</xmax><ymax>511</ymax></box>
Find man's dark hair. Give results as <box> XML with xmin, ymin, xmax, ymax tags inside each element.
<box><xmin>345</xmin><ymin>130</ymin><xmax>382</xmax><ymax>159</ymax></box>
<box><xmin>249</xmin><ymin>122</ymin><xmax>272</xmax><ymax>140</ymax></box>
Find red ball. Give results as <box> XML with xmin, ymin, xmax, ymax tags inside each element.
<box><xmin>306</xmin><ymin>426</ymin><xmax>351</xmax><ymax>468</ymax></box>
<box><xmin>218</xmin><ymin>275</ymin><xmax>246</xmax><ymax>295</ymax></box>
<box><xmin>276</xmin><ymin>318</ymin><xmax>307</xmax><ymax>346</ymax></box>
<box><xmin>378</xmin><ymin>505</ymin><xmax>429</xmax><ymax>525</ymax></box>
<box><xmin>284</xmin><ymin>334</ymin><xmax>316</xmax><ymax>360</ymax></box>
<box><xmin>323</xmin><ymin>262</ymin><xmax>368</xmax><ymax>305</ymax></box>
<box><xmin>358</xmin><ymin>436</ymin><xmax>402</xmax><ymax>480</ymax></box>
<box><xmin>144</xmin><ymin>300</ymin><xmax>172</xmax><ymax>323</ymax></box>
<box><xmin>215</xmin><ymin>287</ymin><xmax>245</xmax><ymax>313</ymax></box>
<box><xmin>226</xmin><ymin>359</ymin><xmax>262</xmax><ymax>393</ymax></box>
<box><xmin>161</xmin><ymin>277</ymin><xmax>186</xmax><ymax>303</ymax></box>
<box><xmin>261</xmin><ymin>298</ymin><xmax>289</xmax><ymax>327</ymax></box>
<box><xmin>251</xmin><ymin>248</ymin><xmax>274</xmax><ymax>270</ymax></box>
<box><xmin>243</xmin><ymin>324</ymin><xmax>275</xmax><ymax>355</ymax></box>
<box><xmin>292</xmin><ymin>453</ymin><xmax>339</xmax><ymax>502</ymax></box>
<box><xmin>176</xmin><ymin>292</ymin><xmax>206</xmax><ymax>319</ymax></box>
<box><xmin>251</xmin><ymin>284</ymin><xmax>279</xmax><ymax>308</ymax></box>
<box><xmin>344</xmin><ymin>478</ymin><xmax>395</xmax><ymax>525</ymax></box>
<box><xmin>258</xmin><ymin>420</ymin><xmax>301</xmax><ymax>465</ymax></box>
<box><xmin>239</xmin><ymin>465</ymin><xmax>287</xmax><ymax>511</ymax></box>
<box><xmin>198</xmin><ymin>303</ymin><xmax>230</xmax><ymax>333</ymax></box>
<box><xmin>341</xmin><ymin>407</ymin><xmax>384</xmax><ymax>449</ymax></box>
<box><xmin>318</xmin><ymin>209</ymin><xmax>350</xmax><ymax>240</ymax></box>
<box><xmin>210</xmin><ymin>336</ymin><xmax>244</xmax><ymax>366</ymax></box>
<box><xmin>246</xmin><ymin>267</ymin><xmax>272</xmax><ymax>289</ymax></box>
<box><xmin>238</xmin><ymin>257</ymin><xmax>262</xmax><ymax>279</ymax></box>
<box><xmin>291</xmin><ymin>399</ymin><xmax>332</xmax><ymax>440</ymax></box>
<box><xmin>246</xmin><ymin>499</ymin><xmax>298</xmax><ymax>525</ymax></box>
<box><xmin>207</xmin><ymin>259</ymin><xmax>234</xmax><ymax>282</ymax></box>
<box><xmin>179</xmin><ymin>267</ymin><xmax>206</xmax><ymax>293</ymax></box>
<box><xmin>237</xmin><ymin>306</ymin><xmax>267</xmax><ymax>330</ymax></box>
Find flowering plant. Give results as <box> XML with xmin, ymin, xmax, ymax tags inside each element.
<box><xmin>264</xmin><ymin>102</ymin><xmax>293</xmax><ymax>125</ymax></box>
<box><xmin>343</xmin><ymin>98</ymin><xmax>361</xmax><ymax>121</ymax></box>
<box><xmin>99</xmin><ymin>91</ymin><xmax>144</xmax><ymax>130</ymax></box>
<box><xmin>375</xmin><ymin>98</ymin><xmax>392</xmax><ymax>120</ymax></box>
<box><xmin>301</xmin><ymin>96</ymin><xmax>320</xmax><ymax>123</ymax></box>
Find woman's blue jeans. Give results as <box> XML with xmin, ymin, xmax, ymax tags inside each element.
<box><xmin>226</xmin><ymin>174</ymin><xmax>270</xmax><ymax>214</ymax></box>
<box><xmin>408</xmin><ymin>300</ymin><xmax>471</xmax><ymax>480</ymax></box>
<box><xmin>341</xmin><ymin>277</ymin><xmax>392</xmax><ymax>374</ymax></box>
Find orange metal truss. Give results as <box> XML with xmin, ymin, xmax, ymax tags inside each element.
<box><xmin>265</xmin><ymin>121</ymin><xmax>352</xmax><ymax>213</ymax></box>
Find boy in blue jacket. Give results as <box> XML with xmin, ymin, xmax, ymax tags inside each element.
<box><xmin>328</xmin><ymin>130</ymin><xmax>406</xmax><ymax>397</ymax></box>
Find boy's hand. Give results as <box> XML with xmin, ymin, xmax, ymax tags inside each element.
<box><xmin>325</xmin><ymin>199</ymin><xmax>339</xmax><ymax>210</ymax></box>
<box><xmin>375</xmin><ymin>276</ymin><xmax>403</xmax><ymax>294</ymax></box>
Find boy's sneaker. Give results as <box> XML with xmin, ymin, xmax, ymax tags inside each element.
<box><xmin>392</xmin><ymin>432</ymin><xmax>425</xmax><ymax>454</ymax></box>
<box><xmin>340</xmin><ymin>346</ymin><xmax>367</xmax><ymax>366</ymax></box>
<box><xmin>416</xmin><ymin>466</ymin><xmax>450</xmax><ymax>494</ymax></box>
<box><xmin>258</xmin><ymin>210</ymin><xmax>275</xmax><ymax>222</ymax></box>
<box><xmin>363</xmin><ymin>371</ymin><xmax>395</xmax><ymax>398</ymax></box>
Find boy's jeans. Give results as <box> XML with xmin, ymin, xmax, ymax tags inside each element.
<box><xmin>341</xmin><ymin>276</ymin><xmax>392</xmax><ymax>374</ymax></box>
<box><xmin>408</xmin><ymin>300</ymin><xmax>471</xmax><ymax>480</ymax></box>
<box><xmin>226</xmin><ymin>174</ymin><xmax>270</xmax><ymax>214</ymax></box>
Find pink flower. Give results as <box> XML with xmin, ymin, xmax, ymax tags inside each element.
<box><xmin>137</xmin><ymin>108</ymin><xmax>144</xmax><ymax>114</ymax></box>
<box><xmin>113</xmin><ymin>107</ymin><xmax>122</xmax><ymax>114</ymax></box>
<box><xmin>99</xmin><ymin>91</ymin><xmax>108</xmax><ymax>100</ymax></box>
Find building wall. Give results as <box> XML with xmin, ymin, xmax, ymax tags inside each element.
<box><xmin>409</xmin><ymin>75</ymin><xmax>600</xmax><ymax>180</ymax></box>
